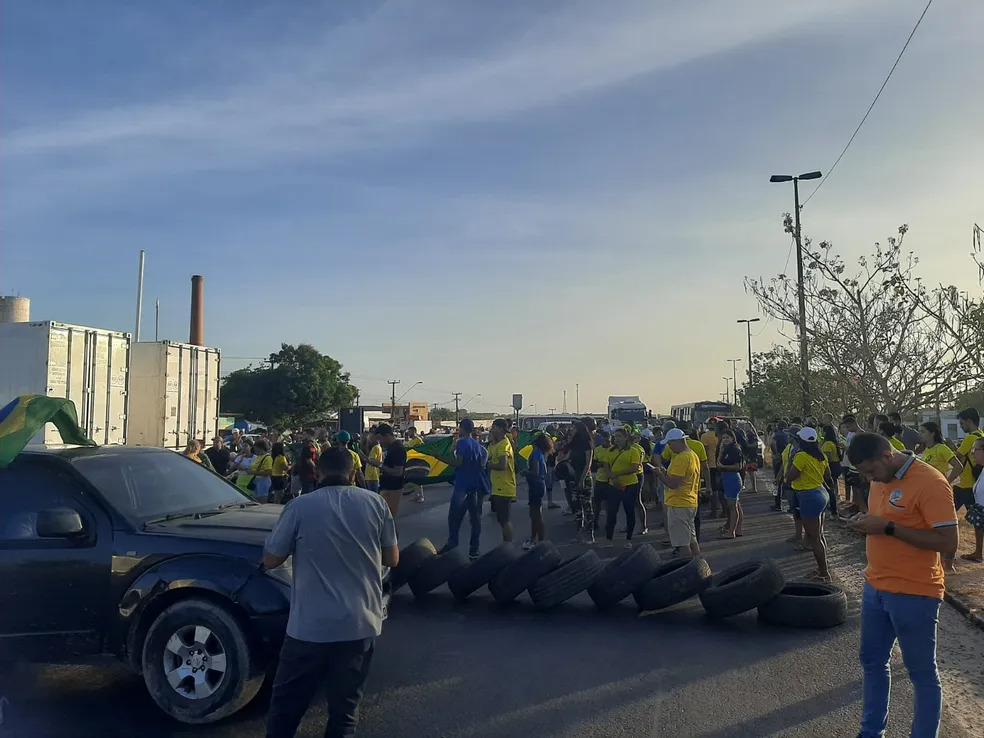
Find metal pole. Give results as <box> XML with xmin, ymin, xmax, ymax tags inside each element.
<box><xmin>746</xmin><ymin>321</ymin><xmax>753</xmax><ymax>384</ymax></box>
<box><xmin>575</xmin><ymin>384</ymin><xmax>580</xmax><ymax>415</ymax></box>
<box><xmin>562</xmin><ymin>390</ymin><xmax>567</xmax><ymax>414</ymax></box>
<box><xmin>154</xmin><ymin>298</ymin><xmax>160</xmax><ymax>341</ymax></box>
<box><xmin>135</xmin><ymin>250</ymin><xmax>145</xmax><ymax>341</ymax></box>
<box><xmin>453</xmin><ymin>392</ymin><xmax>462</xmax><ymax>422</ymax></box>
<box><xmin>387</xmin><ymin>380</ymin><xmax>400</xmax><ymax>422</ymax></box>
<box><xmin>793</xmin><ymin>178</ymin><xmax>811</xmax><ymax>418</ymax></box>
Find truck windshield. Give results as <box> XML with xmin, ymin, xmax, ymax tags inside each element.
<box><xmin>74</xmin><ymin>451</ymin><xmax>252</xmax><ymax>525</ymax></box>
<box><xmin>613</xmin><ymin>409</ymin><xmax>647</xmax><ymax>423</ymax></box>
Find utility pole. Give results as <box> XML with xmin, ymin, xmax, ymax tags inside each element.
<box><xmin>452</xmin><ymin>392</ymin><xmax>462</xmax><ymax>422</ymax></box>
<box><xmin>154</xmin><ymin>298</ymin><xmax>160</xmax><ymax>341</ymax></box>
<box><xmin>575</xmin><ymin>384</ymin><xmax>580</xmax><ymax>415</ymax></box>
<box><xmin>727</xmin><ymin>359</ymin><xmax>741</xmax><ymax>406</ymax></box>
<box><xmin>723</xmin><ymin>377</ymin><xmax>732</xmax><ymax>406</ymax></box>
<box><xmin>737</xmin><ymin>318</ymin><xmax>761</xmax><ymax>386</ymax></box>
<box><xmin>134</xmin><ymin>250</ymin><xmax>145</xmax><ymax>342</ymax></box>
<box><xmin>562</xmin><ymin>389</ymin><xmax>567</xmax><ymax>414</ymax></box>
<box><xmin>387</xmin><ymin>380</ymin><xmax>400</xmax><ymax>422</ymax></box>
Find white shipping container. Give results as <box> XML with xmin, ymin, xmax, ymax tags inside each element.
<box><xmin>0</xmin><ymin>321</ymin><xmax>130</xmax><ymax>445</ymax></box>
<box><xmin>127</xmin><ymin>341</ymin><xmax>221</xmax><ymax>449</ymax></box>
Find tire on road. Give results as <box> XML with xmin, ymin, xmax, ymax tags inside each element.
<box><xmin>528</xmin><ymin>551</ymin><xmax>606</xmax><ymax>610</ymax></box>
<box><xmin>587</xmin><ymin>544</ymin><xmax>662</xmax><ymax>609</ymax></box>
<box><xmin>391</xmin><ymin>538</ymin><xmax>437</xmax><ymax>592</ymax></box>
<box><xmin>447</xmin><ymin>544</ymin><xmax>520</xmax><ymax>602</ymax></box>
<box><xmin>489</xmin><ymin>541</ymin><xmax>561</xmax><ymax>604</ymax></box>
<box><xmin>142</xmin><ymin>598</ymin><xmax>264</xmax><ymax>724</ymax></box>
<box><xmin>758</xmin><ymin>582</ymin><xmax>848</xmax><ymax>628</ymax></box>
<box><xmin>633</xmin><ymin>556</ymin><xmax>713</xmax><ymax>612</ymax></box>
<box><xmin>698</xmin><ymin>559</ymin><xmax>785</xmax><ymax>619</ymax></box>
<box><xmin>409</xmin><ymin>549</ymin><xmax>469</xmax><ymax>597</ymax></box>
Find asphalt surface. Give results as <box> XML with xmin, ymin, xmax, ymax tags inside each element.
<box><xmin>2</xmin><ymin>479</ymin><xmax>980</xmax><ymax>738</ymax></box>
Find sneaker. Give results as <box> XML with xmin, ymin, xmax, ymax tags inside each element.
<box><xmin>522</xmin><ymin>539</ymin><xmax>534</xmax><ymax>551</ymax></box>
<box><xmin>639</xmin><ymin>527</ymin><xmax>649</xmax><ymax>536</ymax></box>
<box><xmin>469</xmin><ymin>552</ymin><xmax>480</xmax><ymax>561</ymax></box>
<box><xmin>415</xmin><ymin>493</ymin><xmax>425</xmax><ymax>503</ymax></box>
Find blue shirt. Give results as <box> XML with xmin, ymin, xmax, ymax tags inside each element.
<box><xmin>529</xmin><ymin>448</ymin><xmax>548</xmax><ymax>481</ymax></box>
<box><xmin>453</xmin><ymin>437</ymin><xmax>490</xmax><ymax>495</ymax></box>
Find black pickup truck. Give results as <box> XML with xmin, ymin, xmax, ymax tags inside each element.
<box><xmin>0</xmin><ymin>446</ymin><xmax>293</xmax><ymax>724</ymax></box>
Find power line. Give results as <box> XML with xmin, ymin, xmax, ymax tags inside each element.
<box><xmin>802</xmin><ymin>0</ymin><xmax>934</xmax><ymax>207</ymax></box>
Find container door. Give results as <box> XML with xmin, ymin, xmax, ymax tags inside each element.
<box><xmin>189</xmin><ymin>348</ymin><xmax>205</xmax><ymax>443</ymax></box>
<box><xmin>42</xmin><ymin>325</ymin><xmax>87</xmax><ymax>444</ymax></box>
<box><xmin>88</xmin><ymin>330</ymin><xmax>111</xmax><ymax>445</ymax></box>
<box><xmin>204</xmin><ymin>350</ymin><xmax>220</xmax><ymax>442</ymax></box>
<box><xmin>164</xmin><ymin>345</ymin><xmax>183</xmax><ymax>448</ymax></box>
<box><xmin>106</xmin><ymin>335</ymin><xmax>128</xmax><ymax>445</ymax></box>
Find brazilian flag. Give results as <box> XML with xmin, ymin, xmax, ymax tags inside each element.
<box><xmin>0</xmin><ymin>395</ymin><xmax>96</xmax><ymax>468</ymax></box>
<box><xmin>405</xmin><ymin>431</ymin><xmax>538</xmax><ymax>486</ymax></box>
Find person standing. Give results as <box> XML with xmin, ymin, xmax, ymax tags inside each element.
<box><xmin>332</xmin><ymin>432</ymin><xmax>366</xmax><ymax>489</ymax></box>
<box><xmin>293</xmin><ymin>443</ymin><xmax>318</xmax><ymax>495</ymax></box>
<box><xmin>404</xmin><ymin>427</ymin><xmax>426</xmax><ymax>503</ymax></box>
<box><xmin>963</xmin><ymin>437</ymin><xmax>984</xmax><ymax>563</ymax></box>
<box><xmin>717</xmin><ymin>429</ymin><xmax>744</xmax><ymax>539</ymax></box>
<box><xmin>442</xmin><ymin>418</ymin><xmax>490</xmax><ymax>559</ymax></box>
<box><xmin>661</xmin><ymin>429</ymin><xmax>710</xmax><ymax>542</ymax></box>
<box><xmin>270</xmin><ymin>442</ymin><xmax>291</xmax><ymax>503</ymax></box>
<box><xmin>363</xmin><ymin>429</ymin><xmax>383</xmax><ymax>493</ymax></box>
<box><xmin>770</xmin><ymin>421</ymin><xmax>791</xmax><ymax>511</ymax></box>
<box><xmin>544</xmin><ymin>424</ymin><xmax>561</xmax><ymax>510</ymax></box>
<box><xmin>700</xmin><ymin>422</ymin><xmax>721</xmax><ymax>519</ymax></box>
<box><xmin>524</xmin><ymin>433</ymin><xmax>552</xmax><ymax>549</ymax></box>
<box><xmin>846</xmin><ymin>433</ymin><xmax>958</xmax><ymax>738</ymax></box>
<box><xmin>263</xmin><ymin>448</ymin><xmax>399</xmax><ymax>738</ymax></box>
<box><xmin>820</xmin><ymin>423</ymin><xmax>843</xmax><ymax>516</ymax></box>
<box><xmin>487</xmin><ymin>418</ymin><xmax>516</xmax><ymax>545</ymax></box>
<box><xmin>605</xmin><ymin>427</ymin><xmax>644</xmax><ymax>548</ymax></box>
<box><xmin>566</xmin><ymin>420</ymin><xmax>595</xmax><ymax>544</ymax></box>
<box><xmin>592</xmin><ymin>430</ymin><xmax>614</xmax><ymax>534</ymax></box>
<box><xmin>841</xmin><ymin>415</ymin><xmax>868</xmax><ymax>514</ymax></box>
<box><xmin>654</xmin><ymin>429</ymin><xmax>701</xmax><ymax>559</ymax></box>
<box><xmin>948</xmin><ymin>408</ymin><xmax>984</xmax><ymax>517</ymax></box>
<box><xmin>249</xmin><ymin>439</ymin><xmax>275</xmax><ymax>503</ymax></box>
<box><xmin>204</xmin><ymin>436</ymin><xmax>231</xmax><ymax>476</ymax></box>
<box><xmin>889</xmin><ymin>411</ymin><xmax>921</xmax><ymax>452</ymax></box>
<box><xmin>786</xmin><ymin>428</ymin><xmax>833</xmax><ymax>581</ymax></box>
<box><xmin>918</xmin><ymin>422</ymin><xmax>962</xmax><ymax>479</ymax></box>
<box><xmin>367</xmin><ymin>424</ymin><xmax>406</xmax><ymax>519</ymax></box>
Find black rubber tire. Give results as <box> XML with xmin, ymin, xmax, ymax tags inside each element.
<box><xmin>447</xmin><ymin>544</ymin><xmax>520</xmax><ymax>602</ymax></box>
<box><xmin>698</xmin><ymin>559</ymin><xmax>785</xmax><ymax>619</ymax></box>
<box><xmin>587</xmin><ymin>544</ymin><xmax>662</xmax><ymax>609</ymax></box>
<box><xmin>528</xmin><ymin>551</ymin><xmax>606</xmax><ymax>610</ymax></box>
<box><xmin>409</xmin><ymin>549</ymin><xmax>469</xmax><ymax>597</ymax></box>
<box><xmin>758</xmin><ymin>582</ymin><xmax>848</xmax><ymax>628</ymax></box>
<box><xmin>142</xmin><ymin>598</ymin><xmax>264</xmax><ymax>724</ymax></box>
<box><xmin>489</xmin><ymin>542</ymin><xmax>561</xmax><ymax>604</ymax></box>
<box><xmin>391</xmin><ymin>538</ymin><xmax>437</xmax><ymax>592</ymax></box>
<box><xmin>633</xmin><ymin>556</ymin><xmax>713</xmax><ymax>611</ymax></box>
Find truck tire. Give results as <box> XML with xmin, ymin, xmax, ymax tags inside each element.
<box><xmin>587</xmin><ymin>544</ymin><xmax>662</xmax><ymax>610</ymax></box>
<box><xmin>447</xmin><ymin>544</ymin><xmax>520</xmax><ymax>602</ymax></box>
<box><xmin>758</xmin><ymin>582</ymin><xmax>848</xmax><ymax>628</ymax></box>
<box><xmin>142</xmin><ymin>598</ymin><xmax>264</xmax><ymax>724</ymax></box>
<box><xmin>490</xmin><ymin>542</ymin><xmax>561</xmax><ymax>604</ymax></box>
<box><xmin>409</xmin><ymin>549</ymin><xmax>469</xmax><ymax>597</ymax></box>
<box><xmin>528</xmin><ymin>551</ymin><xmax>606</xmax><ymax>610</ymax></box>
<box><xmin>633</xmin><ymin>556</ymin><xmax>713</xmax><ymax>612</ymax></box>
<box><xmin>391</xmin><ymin>538</ymin><xmax>437</xmax><ymax>592</ymax></box>
<box><xmin>698</xmin><ymin>560</ymin><xmax>785</xmax><ymax>619</ymax></box>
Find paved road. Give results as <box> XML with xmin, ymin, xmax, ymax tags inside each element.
<box><xmin>3</xmin><ymin>480</ymin><xmax>981</xmax><ymax>737</ymax></box>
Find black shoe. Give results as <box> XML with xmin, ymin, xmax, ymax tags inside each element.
<box><xmin>469</xmin><ymin>553</ymin><xmax>480</xmax><ymax>561</ymax></box>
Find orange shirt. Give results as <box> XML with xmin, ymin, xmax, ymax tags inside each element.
<box><xmin>866</xmin><ymin>456</ymin><xmax>957</xmax><ymax>600</ymax></box>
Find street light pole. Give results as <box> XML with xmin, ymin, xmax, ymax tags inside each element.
<box><xmin>737</xmin><ymin>318</ymin><xmax>760</xmax><ymax>386</ymax></box>
<box><xmin>452</xmin><ymin>392</ymin><xmax>462</xmax><ymax>423</ymax></box>
<box><xmin>770</xmin><ymin>170</ymin><xmax>821</xmax><ymax>419</ymax></box>
<box><xmin>727</xmin><ymin>359</ymin><xmax>741</xmax><ymax>406</ymax></box>
<box><xmin>387</xmin><ymin>380</ymin><xmax>400</xmax><ymax>422</ymax></box>
<box><xmin>723</xmin><ymin>377</ymin><xmax>732</xmax><ymax>406</ymax></box>
<box><xmin>575</xmin><ymin>384</ymin><xmax>580</xmax><ymax>415</ymax></box>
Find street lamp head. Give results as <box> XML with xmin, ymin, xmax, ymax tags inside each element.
<box><xmin>769</xmin><ymin>175</ymin><xmax>793</xmax><ymax>183</ymax></box>
<box><xmin>798</xmin><ymin>171</ymin><xmax>823</xmax><ymax>180</ymax></box>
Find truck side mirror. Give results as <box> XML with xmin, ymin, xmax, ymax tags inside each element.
<box><xmin>36</xmin><ymin>508</ymin><xmax>86</xmax><ymax>539</ymax></box>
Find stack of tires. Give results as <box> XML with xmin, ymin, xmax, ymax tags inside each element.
<box><xmin>392</xmin><ymin>539</ymin><xmax>847</xmax><ymax>629</ymax></box>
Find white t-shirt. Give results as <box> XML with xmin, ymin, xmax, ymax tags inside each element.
<box><xmin>974</xmin><ymin>470</ymin><xmax>984</xmax><ymax>507</ymax></box>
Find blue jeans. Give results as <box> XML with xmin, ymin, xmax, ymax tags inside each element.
<box><xmin>860</xmin><ymin>583</ymin><xmax>942</xmax><ymax>738</ymax></box>
<box><xmin>447</xmin><ymin>488</ymin><xmax>484</xmax><ymax>556</ymax></box>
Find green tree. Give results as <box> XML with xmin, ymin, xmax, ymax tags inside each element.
<box><xmin>221</xmin><ymin>344</ymin><xmax>358</xmax><ymax>427</ymax></box>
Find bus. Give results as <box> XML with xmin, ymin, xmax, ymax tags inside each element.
<box><xmin>669</xmin><ymin>401</ymin><xmax>732</xmax><ymax>430</ymax></box>
<box><xmin>517</xmin><ymin>414</ymin><xmax>606</xmax><ymax>432</ymax></box>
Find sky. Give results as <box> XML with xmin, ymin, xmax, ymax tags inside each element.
<box><xmin>2</xmin><ymin>0</ymin><xmax>982</xmax><ymax>416</ymax></box>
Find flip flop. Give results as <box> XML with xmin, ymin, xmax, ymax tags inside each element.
<box><xmin>959</xmin><ymin>553</ymin><xmax>983</xmax><ymax>563</ymax></box>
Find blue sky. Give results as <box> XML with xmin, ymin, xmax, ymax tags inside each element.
<box><xmin>2</xmin><ymin>0</ymin><xmax>981</xmax><ymax>415</ymax></box>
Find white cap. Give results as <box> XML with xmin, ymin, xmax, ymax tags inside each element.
<box><xmin>797</xmin><ymin>427</ymin><xmax>818</xmax><ymax>443</ymax></box>
<box><xmin>641</xmin><ymin>429</ymin><xmax>655</xmax><ymax>439</ymax></box>
<box><xmin>664</xmin><ymin>428</ymin><xmax>687</xmax><ymax>443</ymax></box>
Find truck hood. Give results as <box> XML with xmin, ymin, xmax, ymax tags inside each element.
<box><xmin>145</xmin><ymin>504</ymin><xmax>283</xmax><ymax>546</ymax></box>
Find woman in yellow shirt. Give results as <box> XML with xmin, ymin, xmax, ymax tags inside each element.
<box><xmin>270</xmin><ymin>442</ymin><xmax>290</xmax><ymax>503</ymax></box>
<box><xmin>786</xmin><ymin>427</ymin><xmax>833</xmax><ymax>582</ymax></box>
<box><xmin>603</xmin><ymin>428</ymin><xmax>645</xmax><ymax>548</ymax></box>
<box><xmin>919</xmin><ymin>422</ymin><xmax>962</xmax><ymax>479</ymax></box>
<box><xmin>820</xmin><ymin>424</ymin><xmax>843</xmax><ymax>516</ymax></box>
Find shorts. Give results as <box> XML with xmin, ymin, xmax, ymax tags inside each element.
<box><xmin>710</xmin><ymin>469</ymin><xmax>722</xmax><ymax>493</ymax></box>
<box><xmin>666</xmin><ymin>506</ymin><xmax>698</xmax><ymax>548</ymax></box>
<box><xmin>722</xmin><ymin>471</ymin><xmax>742</xmax><ymax>501</ymax></box>
<box><xmin>491</xmin><ymin>495</ymin><xmax>514</xmax><ymax>524</ymax></box>
<box><xmin>966</xmin><ymin>503</ymin><xmax>984</xmax><ymax>530</ymax></box>
<box><xmin>796</xmin><ymin>488</ymin><xmax>830</xmax><ymax>519</ymax></box>
<box><xmin>366</xmin><ymin>481</ymin><xmax>379</xmax><ymax>493</ymax></box>
<box><xmin>954</xmin><ymin>487</ymin><xmax>975</xmax><ymax>512</ymax></box>
<box><xmin>527</xmin><ymin>477</ymin><xmax>546</xmax><ymax>508</ymax></box>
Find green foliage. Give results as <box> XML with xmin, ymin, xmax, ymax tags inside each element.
<box><xmin>220</xmin><ymin>344</ymin><xmax>358</xmax><ymax>427</ymax></box>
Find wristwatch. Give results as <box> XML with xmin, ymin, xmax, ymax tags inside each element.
<box><xmin>884</xmin><ymin>521</ymin><xmax>896</xmax><ymax>536</ymax></box>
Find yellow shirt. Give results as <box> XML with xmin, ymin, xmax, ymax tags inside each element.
<box><xmin>920</xmin><ymin>443</ymin><xmax>955</xmax><ymax>478</ymax></box>
<box><xmin>610</xmin><ymin>444</ymin><xmax>645</xmax><ymax>488</ymax></box>
<box><xmin>365</xmin><ymin>444</ymin><xmax>382</xmax><ymax>482</ymax></box>
<box><xmin>665</xmin><ymin>449</ymin><xmax>700</xmax><ymax>508</ymax></box>
<box><xmin>821</xmin><ymin>440</ymin><xmax>841</xmax><ymax>465</ymax></box>
<box><xmin>700</xmin><ymin>431</ymin><xmax>719</xmax><ymax>469</ymax></box>
<box><xmin>594</xmin><ymin>446</ymin><xmax>613</xmax><ymax>483</ymax></box>
<box><xmin>662</xmin><ymin>439</ymin><xmax>708</xmax><ymax>465</ymax></box>
<box><xmin>888</xmin><ymin>436</ymin><xmax>906</xmax><ymax>452</ymax></box>
<box><xmin>956</xmin><ymin>431</ymin><xmax>984</xmax><ymax>488</ymax></box>
<box><xmin>791</xmin><ymin>451</ymin><xmax>828</xmax><ymax>491</ymax></box>
<box><xmin>489</xmin><ymin>438</ymin><xmax>516</xmax><ymax>498</ymax></box>
<box><xmin>406</xmin><ymin>436</ymin><xmax>424</xmax><ymax>449</ymax></box>
<box><xmin>272</xmin><ymin>454</ymin><xmax>290</xmax><ymax>478</ymax></box>
<box><xmin>347</xmin><ymin>449</ymin><xmax>364</xmax><ymax>474</ymax></box>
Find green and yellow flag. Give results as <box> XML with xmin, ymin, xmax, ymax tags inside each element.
<box><xmin>405</xmin><ymin>431</ymin><xmax>538</xmax><ymax>486</ymax></box>
<box><xmin>0</xmin><ymin>395</ymin><xmax>96</xmax><ymax>468</ymax></box>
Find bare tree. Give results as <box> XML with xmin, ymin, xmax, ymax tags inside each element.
<box><xmin>746</xmin><ymin>221</ymin><xmax>979</xmax><ymax>415</ymax></box>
